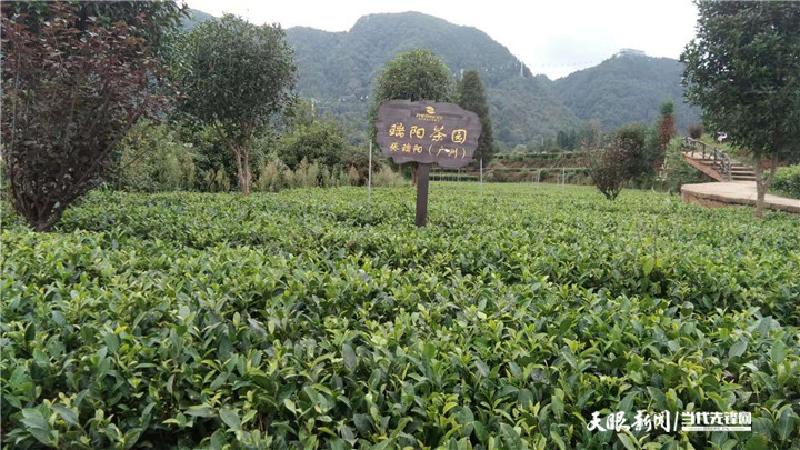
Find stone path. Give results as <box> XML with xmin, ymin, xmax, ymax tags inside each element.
<box><xmin>681</xmin><ymin>181</ymin><xmax>800</xmax><ymax>213</ymax></box>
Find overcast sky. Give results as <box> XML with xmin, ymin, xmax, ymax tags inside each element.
<box><xmin>185</xmin><ymin>0</ymin><xmax>699</xmax><ymax>79</ymax></box>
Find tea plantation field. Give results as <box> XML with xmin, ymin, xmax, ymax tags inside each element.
<box><xmin>2</xmin><ymin>183</ymin><xmax>799</xmax><ymax>449</ymax></box>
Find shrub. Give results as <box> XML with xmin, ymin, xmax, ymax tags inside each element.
<box><xmin>617</xmin><ymin>124</ymin><xmax>655</xmax><ymax>182</ymax></box>
<box><xmin>294</xmin><ymin>158</ymin><xmax>321</xmax><ymax>188</ymax></box>
<box><xmin>255</xmin><ymin>158</ymin><xmax>286</xmax><ymax>192</ymax></box>
<box><xmin>661</xmin><ymin>137</ymin><xmax>707</xmax><ymax>193</ymax></box>
<box><xmin>3</xmin><ymin>187</ymin><xmax>799</xmax><ymax>448</ymax></box>
<box><xmin>772</xmin><ymin>164</ymin><xmax>800</xmax><ymax>199</ymax></box>
<box><xmin>320</xmin><ymin>165</ymin><xmax>333</xmax><ymax>188</ymax></box>
<box><xmin>373</xmin><ymin>168</ymin><xmax>404</xmax><ymax>187</ymax></box>
<box><xmin>277</xmin><ymin>120</ymin><xmax>349</xmax><ymax>170</ymax></box>
<box><xmin>203</xmin><ymin>168</ymin><xmax>232</xmax><ymax>192</ymax></box>
<box><xmin>347</xmin><ymin>166</ymin><xmax>362</xmax><ymax>186</ymax></box>
<box><xmin>589</xmin><ymin>147</ymin><xmax>627</xmax><ymax>200</ymax></box>
<box><xmin>115</xmin><ymin>121</ymin><xmax>197</xmax><ymax>192</ymax></box>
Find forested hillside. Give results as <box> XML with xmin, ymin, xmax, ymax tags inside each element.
<box><xmin>552</xmin><ymin>50</ymin><xmax>701</xmax><ymax>133</ymax></box>
<box><xmin>184</xmin><ymin>11</ymin><xmax>701</xmax><ymax>148</ymax></box>
<box><xmin>287</xmin><ymin>12</ymin><xmax>577</xmax><ymax>148</ymax></box>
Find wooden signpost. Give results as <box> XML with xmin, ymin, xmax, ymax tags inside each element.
<box><xmin>376</xmin><ymin>100</ymin><xmax>481</xmax><ymax>227</ymax></box>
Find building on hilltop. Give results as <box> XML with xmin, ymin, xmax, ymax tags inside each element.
<box><xmin>615</xmin><ymin>48</ymin><xmax>647</xmax><ymax>58</ymax></box>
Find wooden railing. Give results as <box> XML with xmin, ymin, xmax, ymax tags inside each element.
<box><xmin>681</xmin><ymin>137</ymin><xmax>733</xmax><ymax>181</ymax></box>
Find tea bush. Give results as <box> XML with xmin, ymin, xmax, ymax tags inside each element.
<box><xmin>2</xmin><ymin>184</ymin><xmax>799</xmax><ymax>449</ymax></box>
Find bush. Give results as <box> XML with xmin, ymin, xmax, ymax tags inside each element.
<box><xmin>772</xmin><ymin>164</ymin><xmax>800</xmax><ymax>199</ymax></box>
<box><xmin>4</xmin><ymin>187</ymin><xmax>799</xmax><ymax>448</ymax></box>
<box><xmin>255</xmin><ymin>158</ymin><xmax>286</xmax><ymax>192</ymax></box>
<box><xmin>372</xmin><ymin>168</ymin><xmax>404</xmax><ymax>187</ymax></box>
<box><xmin>589</xmin><ymin>147</ymin><xmax>627</xmax><ymax>200</ymax></box>
<box><xmin>661</xmin><ymin>137</ymin><xmax>707</xmax><ymax>193</ymax></box>
<box><xmin>202</xmin><ymin>168</ymin><xmax>232</xmax><ymax>192</ymax></box>
<box><xmin>347</xmin><ymin>166</ymin><xmax>362</xmax><ymax>186</ymax></box>
<box><xmin>115</xmin><ymin>121</ymin><xmax>197</xmax><ymax>192</ymax></box>
<box><xmin>277</xmin><ymin>120</ymin><xmax>349</xmax><ymax>170</ymax></box>
<box><xmin>617</xmin><ymin>124</ymin><xmax>657</xmax><ymax>182</ymax></box>
<box><xmin>294</xmin><ymin>158</ymin><xmax>321</xmax><ymax>188</ymax></box>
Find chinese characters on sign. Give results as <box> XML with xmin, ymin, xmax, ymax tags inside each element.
<box><xmin>376</xmin><ymin>100</ymin><xmax>482</xmax><ymax>169</ymax></box>
<box><xmin>588</xmin><ymin>410</ymin><xmax>752</xmax><ymax>434</ymax></box>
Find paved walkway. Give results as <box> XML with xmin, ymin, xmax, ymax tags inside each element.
<box><xmin>681</xmin><ymin>181</ymin><xmax>800</xmax><ymax>213</ymax></box>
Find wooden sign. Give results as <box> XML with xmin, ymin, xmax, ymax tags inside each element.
<box><xmin>376</xmin><ymin>100</ymin><xmax>482</xmax><ymax>169</ymax></box>
<box><xmin>376</xmin><ymin>100</ymin><xmax>482</xmax><ymax>227</ymax></box>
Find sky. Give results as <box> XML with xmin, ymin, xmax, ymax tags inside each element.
<box><xmin>185</xmin><ymin>0</ymin><xmax>699</xmax><ymax>79</ymax></box>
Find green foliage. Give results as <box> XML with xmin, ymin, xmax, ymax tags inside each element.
<box><xmin>661</xmin><ymin>138</ymin><xmax>707</xmax><ymax>193</ymax></box>
<box><xmin>202</xmin><ymin>167</ymin><xmax>232</xmax><ymax>192</ymax></box>
<box><xmin>457</xmin><ymin>70</ymin><xmax>495</xmax><ymax>163</ymax></box>
<box><xmin>659</xmin><ymin>100</ymin><xmax>674</xmax><ymax>116</ymax></box>
<box><xmin>772</xmin><ymin>164</ymin><xmax>800</xmax><ymax>199</ymax></box>
<box><xmin>370</xmin><ymin>48</ymin><xmax>452</xmax><ymax>148</ymax></box>
<box><xmin>256</xmin><ymin>159</ymin><xmax>287</xmax><ymax>193</ymax></box>
<box><xmin>174</xmin><ymin>13</ymin><xmax>296</xmax><ymax>193</ymax></box>
<box><xmin>114</xmin><ymin>121</ymin><xmax>197</xmax><ymax>192</ymax></box>
<box><xmin>657</xmin><ymin>100</ymin><xmax>677</xmax><ymax>151</ymax></box>
<box><xmin>616</xmin><ymin>124</ymin><xmax>659</xmax><ymax>182</ymax></box>
<box><xmin>682</xmin><ymin>1</ymin><xmax>800</xmax><ymax>163</ymax></box>
<box><xmin>175</xmin><ymin>14</ymin><xmax>295</xmax><ymax>131</ymax></box>
<box><xmin>3</xmin><ymin>185</ymin><xmax>799</xmax><ymax>448</ymax></box>
<box><xmin>553</xmin><ymin>52</ymin><xmax>700</xmax><ymax>133</ymax></box>
<box><xmin>277</xmin><ymin>119</ymin><xmax>350</xmax><ymax>170</ymax></box>
<box><xmin>373</xmin><ymin>49</ymin><xmax>452</xmax><ymax>103</ymax></box>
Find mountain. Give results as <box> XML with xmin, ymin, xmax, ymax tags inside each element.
<box><xmin>180</xmin><ymin>9</ymin><xmax>214</xmax><ymax>31</ymax></box>
<box><xmin>286</xmin><ymin>12</ymin><xmax>578</xmax><ymax>148</ymax></box>
<box><xmin>552</xmin><ymin>49</ymin><xmax>700</xmax><ymax>133</ymax></box>
<box><xmin>180</xmin><ymin>11</ymin><xmax>700</xmax><ymax>148</ymax></box>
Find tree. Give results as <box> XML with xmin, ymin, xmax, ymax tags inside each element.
<box><xmin>371</xmin><ymin>49</ymin><xmax>452</xmax><ymax>184</ymax></box>
<box><xmin>174</xmin><ymin>14</ymin><xmax>295</xmax><ymax>194</ymax></box>
<box><xmin>682</xmin><ymin>1</ymin><xmax>800</xmax><ymax>217</ymax></box>
<box><xmin>657</xmin><ymin>101</ymin><xmax>677</xmax><ymax>151</ymax></box>
<box><xmin>1</xmin><ymin>2</ymin><xmax>172</xmax><ymax>230</ymax></box>
<box><xmin>457</xmin><ymin>70</ymin><xmax>495</xmax><ymax>163</ymax></box>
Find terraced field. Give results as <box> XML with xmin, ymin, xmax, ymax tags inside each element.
<box><xmin>2</xmin><ymin>183</ymin><xmax>799</xmax><ymax>449</ymax></box>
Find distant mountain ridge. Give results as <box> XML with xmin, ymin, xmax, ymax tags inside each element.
<box><xmin>552</xmin><ymin>50</ymin><xmax>700</xmax><ymax>134</ymax></box>
<box><xmin>182</xmin><ymin>10</ymin><xmax>700</xmax><ymax>148</ymax></box>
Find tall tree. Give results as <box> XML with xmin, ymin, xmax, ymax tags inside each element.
<box><xmin>371</xmin><ymin>49</ymin><xmax>452</xmax><ymax>184</ymax></box>
<box><xmin>682</xmin><ymin>1</ymin><xmax>800</xmax><ymax>217</ymax></box>
<box><xmin>174</xmin><ymin>14</ymin><xmax>296</xmax><ymax>194</ymax></box>
<box><xmin>457</xmin><ymin>70</ymin><xmax>495</xmax><ymax>163</ymax></box>
<box><xmin>1</xmin><ymin>2</ymin><xmax>174</xmax><ymax>230</ymax></box>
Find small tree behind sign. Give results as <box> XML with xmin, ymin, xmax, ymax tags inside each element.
<box><xmin>376</xmin><ymin>100</ymin><xmax>482</xmax><ymax>226</ymax></box>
